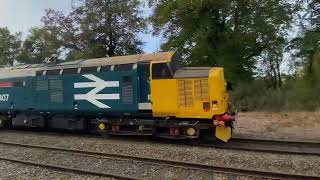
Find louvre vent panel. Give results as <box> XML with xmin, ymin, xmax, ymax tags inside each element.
<box><xmin>201</xmin><ymin>79</ymin><xmax>209</xmax><ymax>100</ymax></box>
<box><xmin>122</xmin><ymin>76</ymin><xmax>134</xmax><ymax>104</ymax></box>
<box><xmin>49</xmin><ymin>80</ymin><xmax>63</xmax><ymax>90</ymax></box>
<box><xmin>122</xmin><ymin>84</ymin><xmax>133</xmax><ymax>104</ymax></box>
<box><xmin>49</xmin><ymin>92</ymin><xmax>63</xmax><ymax>104</ymax></box>
<box><xmin>178</xmin><ymin>80</ymin><xmax>193</xmax><ymax>108</ymax></box>
<box><xmin>178</xmin><ymin>80</ymin><xmax>185</xmax><ymax>107</ymax></box>
<box><xmin>195</xmin><ymin>80</ymin><xmax>201</xmax><ymax>100</ymax></box>
<box><xmin>185</xmin><ymin>80</ymin><xmax>193</xmax><ymax>107</ymax></box>
<box><xmin>194</xmin><ymin>79</ymin><xmax>209</xmax><ymax>101</ymax></box>
<box><xmin>36</xmin><ymin>80</ymin><xmax>48</xmax><ymax>91</ymax></box>
<box><xmin>44</xmin><ymin>79</ymin><xmax>64</xmax><ymax>104</ymax></box>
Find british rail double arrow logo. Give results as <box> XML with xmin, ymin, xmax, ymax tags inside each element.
<box><xmin>74</xmin><ymin>74</ymin><xmax>120</xmax><ymax>108</ymax></box>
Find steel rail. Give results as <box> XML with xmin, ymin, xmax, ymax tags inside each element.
<box><xmin>0</xmin><ymin>156</ymin><xmax>141</xmax><ymax>180</ymax></box>
<box><xmin>211</xmin><ymin>138</ymin><xmax>320</xmax><ymax>156</ymax></box>
<box><xmin>1</xmin><ymin>130</ymin><xmax>320</xmax><ymax>156</ymax></box>
<box><xmin>0</xmin><ymin>141</ymin><xmax>318</xmax><ymax>180</ymax></box>
<box><xmin>232</xmin><ymin>138</ymin><xmax>320</xmax><ymax>146</ymax></box>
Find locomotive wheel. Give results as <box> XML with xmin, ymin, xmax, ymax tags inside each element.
<box><xmin>0</xmin><ymin>118</ymin><xmax>8</xmax><ymax>128</ymax></box>
<box><xmin>186</xmin><ymin>129</ymin><xmax>213</xmax><ymax>144</ymax></box>
<box><xmin>0</xmin><ymin>116</ymin><xmax>8</xmax><ymax>128</ymax></box>
<box><xmin>98</xmin><ymin>122</ymin><xmax>110</xmax><ymax>138</ymax></box>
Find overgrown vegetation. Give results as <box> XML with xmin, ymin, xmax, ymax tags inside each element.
<box><xmin>0</xmin><ymin>0</ymin><xmax>319</xmax><ymax>111</ymax></box>
<box><xmin>233</xmin><ymin>34</ymin><xmax>319</xmax><ymax>112</ymax></box>
<box><xmin>149</xmin><ymin>0</ymin><xmax>293</xmax><ymax>83</ymax></box>
<box><xmin>232</xmin><ymin>49</ymin><xmax>319</xmax><ymax>112</ymax></box>
<box><xmin>231</xmin><ymin>77</ymin><xmax>320</xmax><ymax>112</ymax></box>
<box><xmin>149</xmin><ymin>0</ymin><xmax>319</xmax><ymax>111</ymax></box>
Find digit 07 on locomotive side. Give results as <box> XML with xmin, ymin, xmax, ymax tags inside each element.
<box><xmin>0</xmin><ymin>52</ymin><xmax>235</xmax><ymax>142</ymax></box>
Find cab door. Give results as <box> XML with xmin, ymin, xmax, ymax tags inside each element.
<box><xmin>150</xmin><ymin>62</ymin><xmax>178</xmax><ymax>117</ymax></box>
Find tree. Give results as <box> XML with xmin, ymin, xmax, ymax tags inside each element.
<box><xmin>17</xmin><ymin>27</ymin><xmax>61</xmax><ymax>64</ymax></box>
<box><xmin>149</xmin><ymin>0</ymin><xmax>294</xmax><ymax>83</ymax></box>
<box><xmin>258</xmin><ymin>37</ymin><xmax>287</xmax><ymax>88</ymax></box>
<box><xmin>0</xmin><ymin>27</ymin><xmax>21</xmax><ymax>66</ymax></box>
<box><xmin>41</xmin><ymin>0</ymin><xmax>146</xmax><ymax>61</ymax></box>
<box><xmin>291</xmin><ymin>0</ymin><xmax>319</xmax><ymax>81</ymax></box>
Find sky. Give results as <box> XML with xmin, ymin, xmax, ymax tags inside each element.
<box><xmin>0</xmin><ymin>0</ymin><xmax>162</xmax><ymax>53</ymax></box>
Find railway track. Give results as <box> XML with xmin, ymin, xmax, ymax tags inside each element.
<box><xmin>0</xmin><ymin>140</ymin><xmax>319</xmax><ymax>180</ymax></box>
<box><xmin>1</xmin><ymin>129</ymin><xmax>320</xmax><ymax>156</ymax></box>
<box><xmin>0</xmin><ymin>156</ymin><xmax>139</xmax><ymax>180</ymax></box>
<box><xmin>212</xmin><ymin>138</ymin><xmax>320</xmax><ymax>156</ymax></box>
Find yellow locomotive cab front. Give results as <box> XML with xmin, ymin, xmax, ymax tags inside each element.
<box><xmin>150</xmin><ymin>59</ymin><xmax>235</xmax><ymax>142</ymax></box>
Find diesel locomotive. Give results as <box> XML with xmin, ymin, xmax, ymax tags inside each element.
<box><xmin>0</xmin><ymin>52</ymin><xmax>235</xmax><ymax>142</ymax></box>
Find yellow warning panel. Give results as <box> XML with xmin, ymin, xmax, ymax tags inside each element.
<box><xmin>215</xmin><ymin>126</ymin><xmax>232</xmax><ymax>142</ymax></box>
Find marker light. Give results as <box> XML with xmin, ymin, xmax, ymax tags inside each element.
<box><xmin>99</xmin><ymin>123</ymin><xmax>106</xmax><ymax>130</ymax></box>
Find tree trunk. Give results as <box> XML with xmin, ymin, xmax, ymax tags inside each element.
<box><xmin>275</xmin><ymin>57</ymin><xmax>282</xmax><ymax>88</ymax></box>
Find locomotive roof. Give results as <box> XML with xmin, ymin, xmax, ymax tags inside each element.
<box><xmin>0</xmin><ymin>51</ymin><xmax>176</xmax><ymax>79</ymax></box>
<box><xmin>174</xmin><ymin>67</ymin><xmax>212</xmax><ymax>79</ymax></box>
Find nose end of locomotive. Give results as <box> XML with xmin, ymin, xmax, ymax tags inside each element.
<box><xmin>213</xmin><ymin>113</ymin><xmax>235</xmax><ymax>142</ymax></box>
<box><xmin>215</xmin><ymin>126</ymin><xmax>232</xmax><ymax>142</ymax></box>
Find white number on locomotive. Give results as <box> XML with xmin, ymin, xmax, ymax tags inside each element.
<box><xmin>0</xmin><ymin>94</ymin><xmax>9</xmax><ymax>102</ymax></box>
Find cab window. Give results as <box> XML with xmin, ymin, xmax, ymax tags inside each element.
<box><xmin>36</xmin><ymin>71</ymin><xmax>44</xmax><ymax>76</ymax></box>
<box><xmin>114</xmin><ymin>64</ymin><xmax>133</xmax><ymax>71</ymax></box>
<box><xmin>101</xmin><ymin>65</ymin><xmax>111</xmax><ymax>72</ymax></box>
<box><xmin>81</xmin><ymin>67</ymin><xmax>98</xmax><ymax>74</ymax></box>
<box><xmin>152</xmin><ymin>63</ymin><xmax>173</xmax><ymax>79</ymax></box>
<box><xmin>63</xmin><ymin>68</ymin><xmax>78</xmax><ymax>75</ymax></box>
<box><xmin>46</xmin><ymin>69</ymin><xmax>61</xmax><ymax>76</ymax></box>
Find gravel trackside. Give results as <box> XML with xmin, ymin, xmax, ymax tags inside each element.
<box><xmin>0</xmin><ymin>130</ymin><xmax>318</xmax><ymax>179</ymax></box>
<box><xmin>0</xmin><ymin>140</ymin><xmax>260</xmax><ymax>180</ymax></box>
<box><xmin>234</xmin><ymin>111</ymin><xmax>320</xmax><ymax>142</ymax></box>
<box><xmin>0</xmin><ymin>160</ymin><xmax>112</xmax><ymax>180</ymax></box>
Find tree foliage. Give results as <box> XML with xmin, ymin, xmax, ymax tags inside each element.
<box><xmin>300</xmin><ymin>30</ymin><xmax>320</xmax><ymax>82</ymax></box>
<box><xmin>0</xmin><ymin>0</ymin><xmax>318</xmax><ymax>111</ymax></box>
<box><xmin>149</xmin><ymin>0</ymin><xmax>294</xmax><ymax>83</ymax></box>
<box><xmin>41</xmin><ymin>0</ymin><xmax>146</xmax><ymax>61</ymax></box>
<box><xmin>0</xmin><ymin>27</ymin><xmax>21</xmax><ymax>66</ymax></box>
<box><xmin>17</xmin><ymin>27</ymin><xmax>61</xmax><ymax>64</ymax></box>
<box><xmin>258</xmin><ymin>37</ymin><xmax>287</xmax><ymax>89</ymax></box>
<box><xmin>232</xmin><ymin>0</ymin><xmax>320</xmax><ymax>111</ymax></box>
<box><xmin>291</xmin><ymin>0</ymin><xmax>319</xmax><ymax>82</ymax></box>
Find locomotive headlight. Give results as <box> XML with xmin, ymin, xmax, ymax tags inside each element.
<box><xmin>186</xmin><ymin>127</ymin><xmax>196</xmax><ymax>136</ymax></box>
<box><xmin>213</xmin><ymin>120</ymin><xmax>219</xmax><ymax>126</ymax></box>
<box><xmin>99</xmin><ymin>123</ymin><xmax>106</xmax><ymax>130</ymax></box>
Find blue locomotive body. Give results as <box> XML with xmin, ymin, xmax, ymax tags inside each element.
<box><xmin>0</xmin><ymin>66</ymin><xmax>150</xmax><ymax>114</ymax></box>
<box><xmin>0</xmin><ymin>62</ymin><xmax>152</xmax><ymax>130</ymax></box>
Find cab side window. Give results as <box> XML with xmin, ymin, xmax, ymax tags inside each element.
<box><xmin>81</xmin><ymin>67</ymin><xmax>98</xmax><ymax>74</ymax></box>
<box><xmin>152</xmin><ymin>63</ymin><xmax>173</xmax><ymax>79</ymax></box>
<box><xmin>114</xmin><ymin>64</ymin><xmax>133</xmax><ymax>71</ymax></box>
<box><xmin>63</xmin><ymin>68</ymin><xmax>78</xmax><ymax>75</ymax></box>
<box><xmin>101</xmin><ymin>65</ymin><xmax>111</xmax><ymax>72</ymax></box>
<box><xmin>46</xmin><ymin>69</ymin><xmax>61</xmax><ymax>76</ymax></box>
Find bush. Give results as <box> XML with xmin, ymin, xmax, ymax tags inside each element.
<box><xmin>230</xmin><ymin>79</ymin><xmax>320</xmax><ymax>112</ymax></box>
